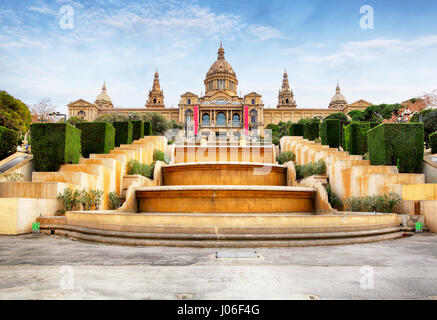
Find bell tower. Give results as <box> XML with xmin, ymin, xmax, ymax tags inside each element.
<box><xmin>277</xmin><ymin>69</ymin><xmax>297</xmax><ymax>108</ymax></box>
<box><xmin>146</xmin><ymin>69</ymin><xmax>165</xmax><ymax>108</ymax></box>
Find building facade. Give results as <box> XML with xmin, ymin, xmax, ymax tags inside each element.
<box><xmin>68</xmin><ymin>44</ymin><xmax>372</xmax><ymax>136</ymax></box>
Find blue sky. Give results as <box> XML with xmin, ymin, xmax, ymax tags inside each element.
<box><xmin>1</xmin><ymin>0</ymin><xmax>437</xmax><ymax>114</ymax></box>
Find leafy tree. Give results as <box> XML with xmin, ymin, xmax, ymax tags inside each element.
<box><xmin>349</xmin><ymin>104</ymin><xmax>401</xmax><ymax>122</ymax></box>
<box><xmin>423</xmin><ymin>110</ymin><xmax>437</xmax><ymax>146</ymax></box>
<box><xmin>140</xmin><ymin>112</ymin><xmax>169</xmax><ymax>134</ymax></box>
<box><xmin>169</xmin><ymin>119</ymin><xmax>183</xmax><ymax>129</ymax></box>
<box><xmin>410</xmin><ymin>109</ymin><xmax>434</xmax><ymax>123</ymax></box>
<box><xmin>67</xmin><ymin>116</ymin><xmax>87</xmax><ymax>126</ymax></box>
<box><xmin>0</xmin><ymin>90</ymin><xmax>31</xmax><ymax>136</ymax></box>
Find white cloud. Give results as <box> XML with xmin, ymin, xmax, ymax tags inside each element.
<box><xmin>247</xmin><ymin>25</ymin><xmax>286</xmax><ymax>41</ymax></box>
<box><xmin>28</xmin><ymin>5</ymin><xmax>57</xmax><ymax>16</ymax></box>
<box><xmin>303</xmin><ymin>35</ymin><xmax>437</xmax><ymax>63</ymax></box>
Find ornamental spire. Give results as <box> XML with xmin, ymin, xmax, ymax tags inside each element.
<box><xmin>218</xmin><ymin>42</ymin><xmax>225</xmax><ymax>60</ymax></box>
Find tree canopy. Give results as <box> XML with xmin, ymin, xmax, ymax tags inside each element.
<box><xmin>348</xmin><ymin>104</ymin><xmax>402</xmax><ymax>122</ymax></box>
<box><xmin>0</xmin><ymin>90</ymin><xmax>31</xmax><ymax>135</ymax></box>
<box><xmin>67</xmin><ymin>116</ymin><xmax>87</xmax><ymax>126</ymax></box>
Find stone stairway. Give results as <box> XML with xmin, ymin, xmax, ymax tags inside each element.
<box><xmin>281</xmin><ymin>136</ymin><xmax>427</xmax><ymax>215</ymax></box>
<box><xmin>0</xmin><ymin>136</ymin><xmax>166</xmax><ymax>234</ymax></box>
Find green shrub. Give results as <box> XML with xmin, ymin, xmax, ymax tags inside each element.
<box><xmin>67</xmin><ymin>116</ymin><xmax>86</xmax><ymax>126</ymax></box>
<box><xmin>325</xmin><ymin>184</ymin><xmax>342</xmax><ymax>210</ymax></box>
<box><xmin>344</xmin><ymin>193</ymin><xmax>401</xmax><ymax>213</ymax></box>
<box><xmin>295</xmin><ymin>160</ymin><xmax>326</xmax><ymax>180</ymax></box>
<box><xmin>344</xmin><ymin>122</ymin><xmax>371</xmax><ymax>155</ymax></box>
<box><xmin>75</xmin><ymin>122</ymin><xmax>115</xmax><ymax>158</ymax></box>
<box><xmin>324</xmin><ymin>112</ymin><xmax>348</xmax><ymax>122</ymax></box>
<box><xmin>127</xmin><ymin>159</ymin><xmax>154</xmax><ymax>179</ymax></box>
<box><xmin>31</xmin><ymin>123</ymin><xmax>81</xmax><ymax>172</ymax></box>
<box><xmin>369</xmin><ymin>122</ymin><xmax>379</xmax><ymax>129</ymax></box>
<box><xmin>109</xmin><ymin>191</ymin><xmax>122</xmax><ymax>210</ymax></box>
<box><xmin>320</xmin><ymin>119</ymin><xmax>340</xmax><ymax>148</ymax></box>
<box><xmin>277</xmin><ymin>151</ymin><xmax>295</xmax><ymax>164</ymax></box>
<box><xmin>303</xmin><ymin>121</ymin><xmax>320</xmax><ymax>141</ymax></box>
<box><xmin>153</xmin><ymin>150</ymin><xmax>169</xmax><ymax>164</ymax></box>
<box><xmin>131</xmin><ymin>120</ymin><xmax>144</xmax><ymax>141</ymax></box>
<box><xmin>272</xmin><ymin>136</ymin><xmax>280</xmax><ymax>145</ymax></box>
<box><xmin>0</xmin><ymin>126</ymin><xmax>19</xmax><ymax>159</ymax></box>
<box><xmin>113</xmin><ymin>121</ymin><xmax>133</xmax><ymax>147</ymax></box>
<box><xmin>144</xmin><ymin>121</ymin><xmax>152</xmax><ymax>136</ymax></box>
<box><xmin>57</xmin><ymin>187</ymin><xmax>81</xmax><ymax>213</ymax></box>
<box><xmin>367</xmin><ymin>123</ymin><xmax>424</xmax><ymax>173</ymax></box>
<box><xmin>289</xmin><ymin>123</ymin><xmax>304</xmax><ymax>136</ymax></box>
<box><xmin>1</xmin><ymin>172</ymin><xmax>24</xmax><ymax>182</ymax></box>
<box><xmin>430</xmin><ymin>132</ymin><xmax>437</xmax><ymax>154</ymax></box>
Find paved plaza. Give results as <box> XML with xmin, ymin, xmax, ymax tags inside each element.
<box><xmin>0</xmin><ymin>233</ymin><xmax>437</xmax><ymax>300</ymax></box>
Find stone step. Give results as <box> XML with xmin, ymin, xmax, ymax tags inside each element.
<box><xmin>37</xmin><ymin>223</ymin><xmax>408</xmax><ymax>248</ymax></box>
<box><xmin>59</xmin><ymin>210</ymin><xmax>399</xmax><ymax>229</ymax></box>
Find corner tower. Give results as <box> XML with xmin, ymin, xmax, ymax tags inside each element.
<box><xmin>146</xmin><ymin>69</ymin><xmax>165</xmax><ymax>108</ymax></box>
<box><xmin>277</xmin><ymin>70</ymin><xmax>297</xmax><ymax>108</ymax></box>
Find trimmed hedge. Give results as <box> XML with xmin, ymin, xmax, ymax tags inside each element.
<box><xmin>144</xmin><ymin>121</ymin><xmax>152</xmax><ymax>136</ymax></box>
<box><xmin>75</xmin><ymin>122</ymin><xmax>115</xmax><ymax>158</ymax></box>
<box><xmin>113</xmin><ymin>121</ymin><xmax>133</xmax><ymax>147</ymax></box>
<box><xmin>0</xmin><ymin>126</ymin><xmax>19</xmax><ymax>160</ymax></box>
<box><xmin>430</xmin><ymin>132</ymin><xmax>437</xmax><ymax>154</ymax></box>
<box><xmin>131</xmin><ymin>120</ymin><xmax>144</xmax><ymax>141</ymax></box>
<box><xmin>320</xmin><ymin>119</ymin><xmax>340</xmax><ymax>148</ymax></box>
<box><xmin>303</xmin><ymin>121</ymin><xmax>320</xmax><ymax>141</ymax></box>
<box><xmin>344</xmin><ymin>122</ymin><xmax>371</xmax><ymax>155</ymax></box>
<box><xmin>368</xmin><ymin>123</ymin><xmax>424</xmax><ymax>173</ymax></box>
<box><xmin>289</xmin><ymin>123</ymin><xmax>304</xmax><ymax>136</ymax></box>
<box><xmin>370</xmin><ymin>122</ymin><xmax>380</xmax><ymax>129</ymax></box>
<box><xmin>31</xmin><ymin>123</ymin><xmax>81</xmax><ymax>172</ymax></box>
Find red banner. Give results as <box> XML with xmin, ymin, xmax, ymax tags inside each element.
<box><xmin>194</xmin><ymin>105</ymin><xmax>199</xmax><ymax>136</ymax></box>
<box><xmin>244</xmin><ymin>105</ymin><xmax>249</xmax><ymax>136</ymax></box>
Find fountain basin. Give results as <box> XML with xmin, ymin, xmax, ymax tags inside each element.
<box><xmin>163</xmin><ymin>162</ymin><xmax>287</xmax><ymax>186</ymax></box>
<box><xmin>136</xmin><ymin>185</ymin><xmax>315</xmax><ymax>213</ymax></box>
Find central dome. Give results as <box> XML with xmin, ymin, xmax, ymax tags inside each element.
<box><xmin>204</xmin><ymin>43</ymin><xmax>238</xmax><ymax>97</ymax></box>
<box><xmin>206</xmin><ymin>45</ymin><xmax>236</xmax><ymax>78</ymax></box>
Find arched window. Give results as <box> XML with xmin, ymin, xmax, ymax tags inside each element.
<box><xmin>250</xmin><ymin>109</ymin><xmax>257</xmax><ymax>124</ymax></box>
<box><xmin>185</xmin><ymin>109</ymin><xmax>194</xmax><ymax>123</ymax></box>
<box><xmin>77</xmin><ymin>110</ymin><xmax>86</xmax><ymax>119</ymax></box>
<box><xmin>286</xmin><ymin>99</ymin><xmax>289</xmax><ymax>104</ymax></box>
<box><xmin>153</xmin><ymin>98</ymin><xmax>157</xmax><ymax>104</ymax></box>
<box><xmin>252</xmin><ymin>99</ymin><xmax>255</xmax><ymax>105</ymax></box>
<box><xmin>187</xmin><ymin>98</ymin><xmax>191</xmax><ymax>105</ymax></box>
<box><xmin>232</xmin><ymin>114</ymin><xmax>240</xmax><ymax>126</ymax></box>
<box><xmin>216</xmin><ymin>112</ymin><xmax>226</xmax><ymax>126</ymax></box>
<box><xmin>202</xmin><ymin>114</ymin><xmax>210</xmax><ymax>126</ymax></box>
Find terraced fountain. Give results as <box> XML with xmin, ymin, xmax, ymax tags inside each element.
<box><xmin>38</xmin><ymin>139</ymin><xmax>408</xmax><ymax>247</ymax></box>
